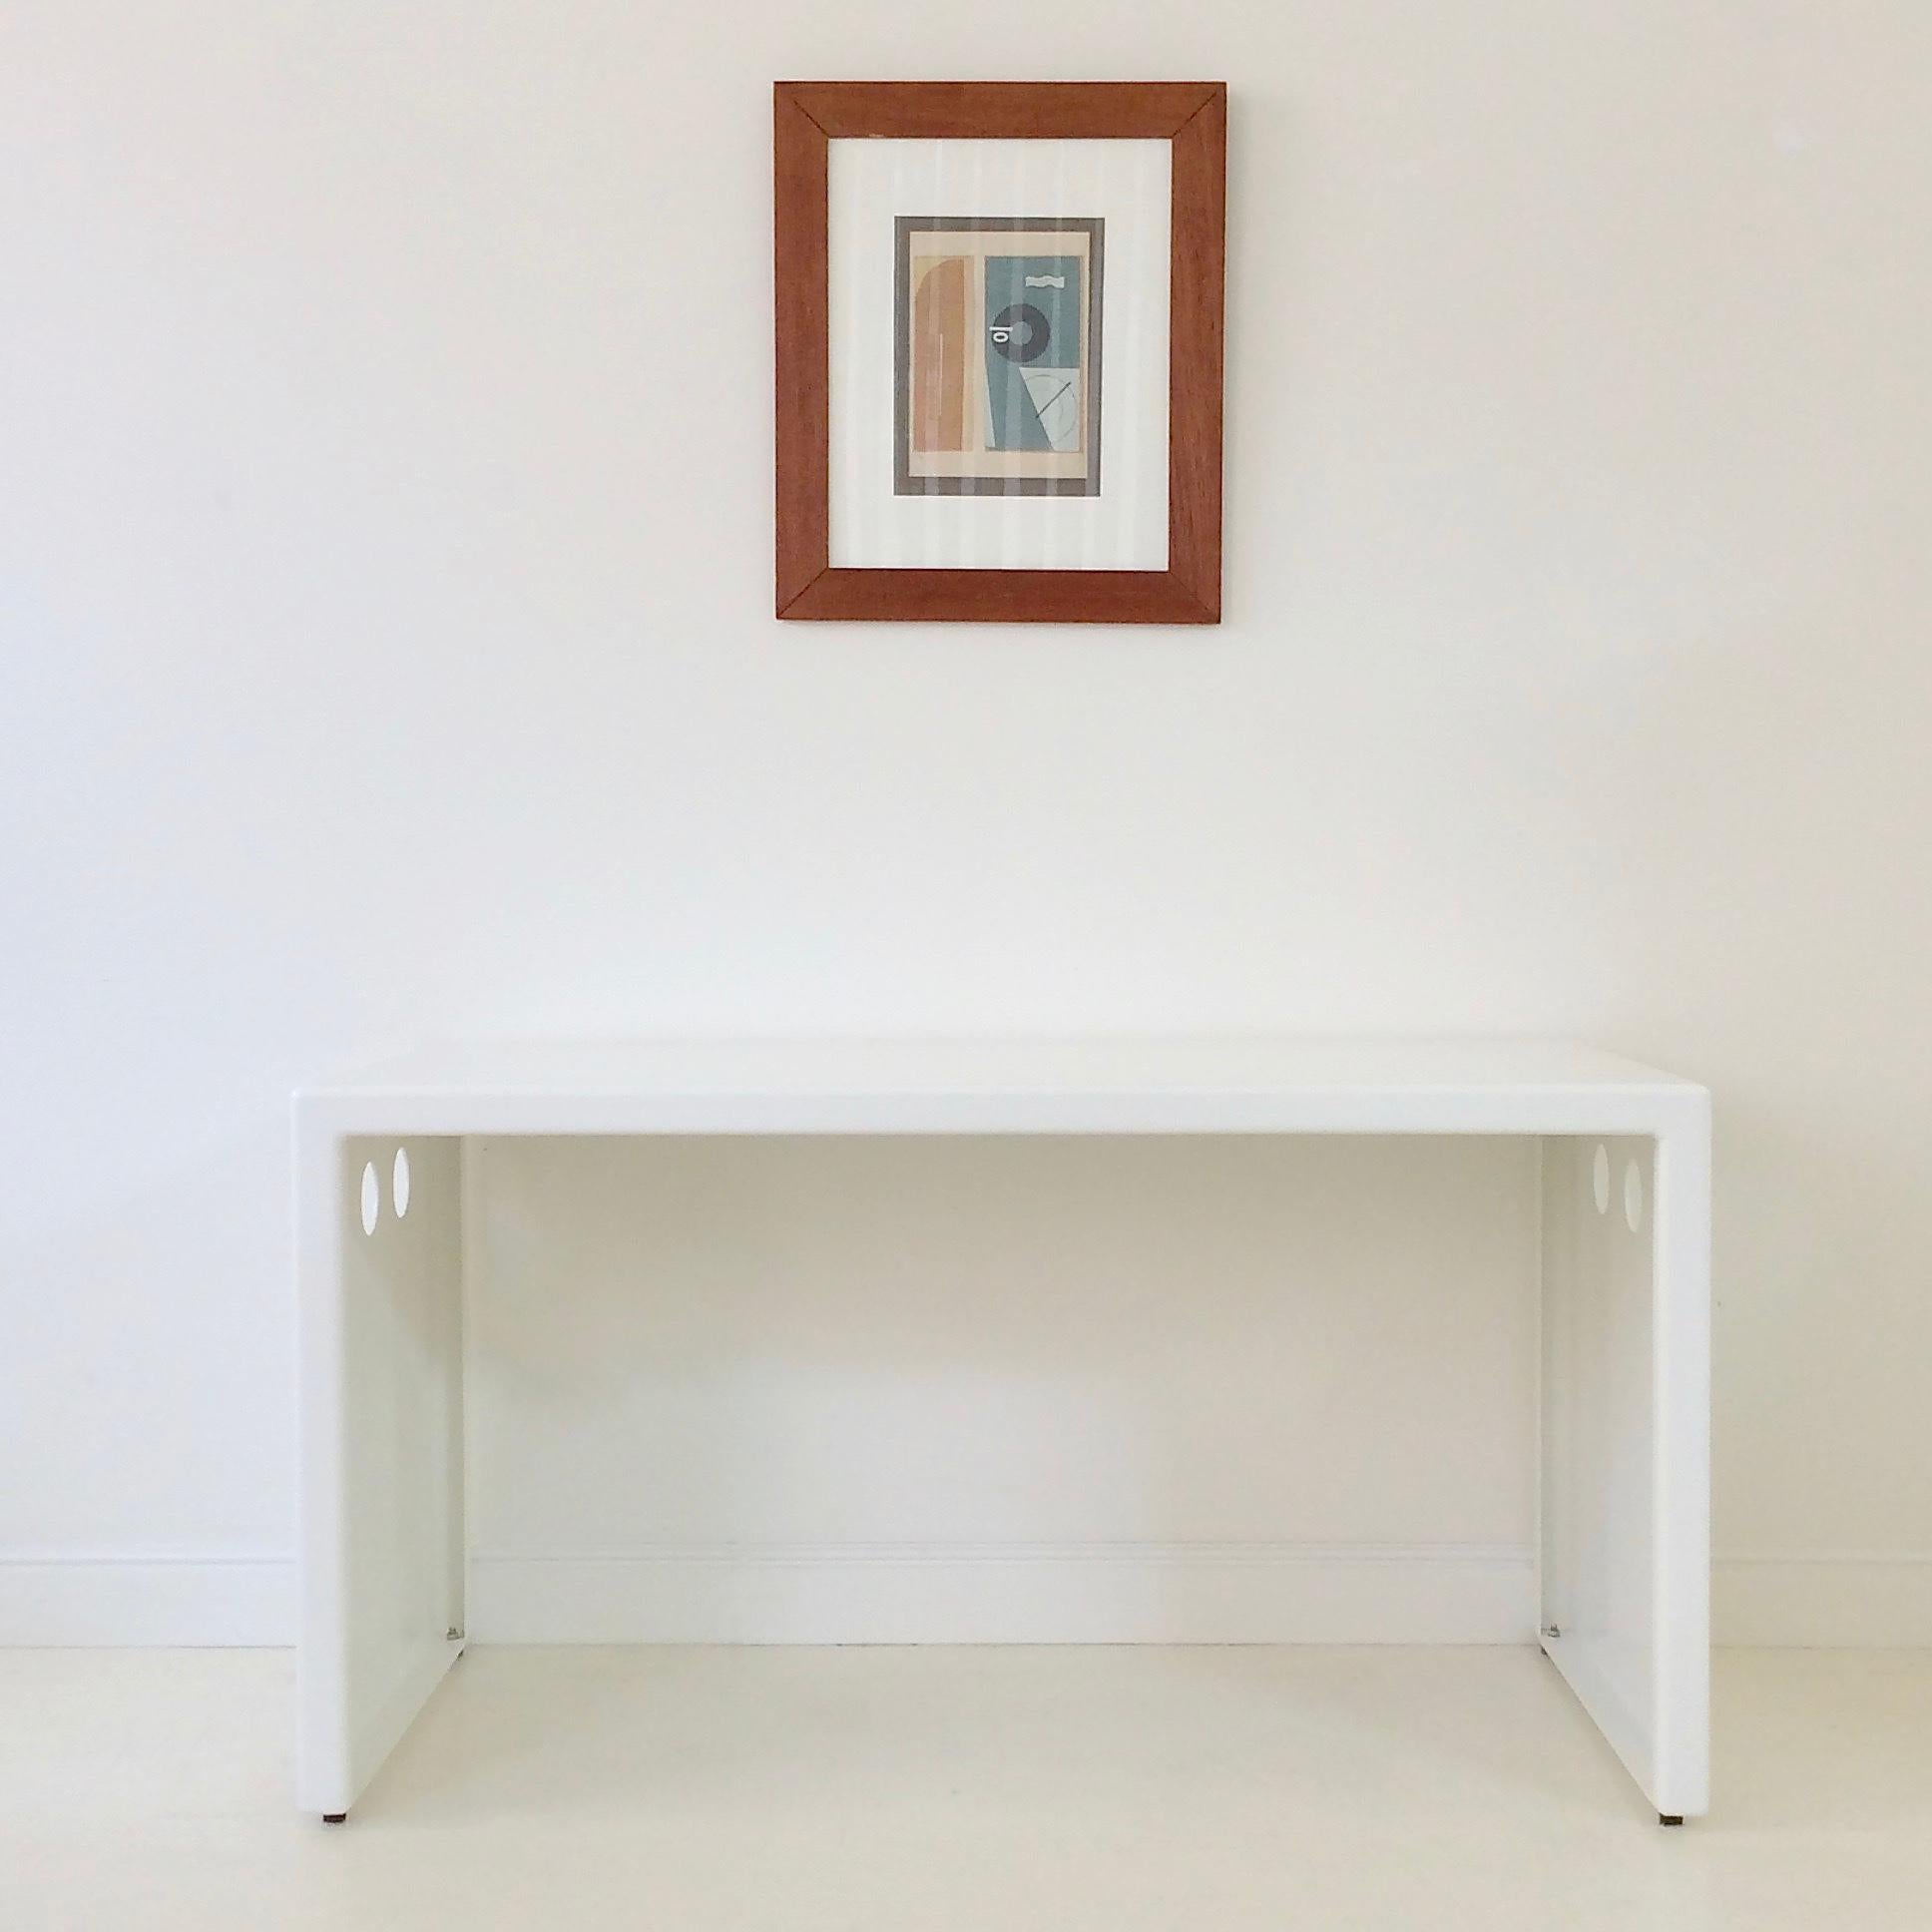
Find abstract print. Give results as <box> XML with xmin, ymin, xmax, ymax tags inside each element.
<box><xmin>894</xmin><ymin>217</ymin><xmax>1103</xmax><ymax>496</ymax></box>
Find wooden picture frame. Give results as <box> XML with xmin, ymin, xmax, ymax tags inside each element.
<box><xmin>774</xmin><ymin>82</ymin><xmax>1226</xmax><ymax>624</ymax></box>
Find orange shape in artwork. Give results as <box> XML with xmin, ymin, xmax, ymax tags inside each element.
<box><xmin>911</xmin><ymin>256</ymin><xmax>969</xmax><ymax>451</ymax></box>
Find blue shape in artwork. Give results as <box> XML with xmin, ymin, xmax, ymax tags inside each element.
<box><xmin>985</xmin><ymin>255</ymin><xmax>1081</xmax><ymax>452</ymax></box>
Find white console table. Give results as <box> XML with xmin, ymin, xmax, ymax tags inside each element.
<box><xmin>295</xmin><ymin>1037</ymin><xmax>1710</xmax><ymax>1824</ymax></box>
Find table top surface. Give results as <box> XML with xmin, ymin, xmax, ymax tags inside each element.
<box><xmin>296</xmin><ymin>1037</ymin><xmax>1706</xmax><ymax>1137</ymax></box>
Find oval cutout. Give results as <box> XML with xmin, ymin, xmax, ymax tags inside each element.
<box><xmin>392</xmin><ymin>1147</ymin><xmax>411</xmax><ymax>1219</ymax></box>
<box><xmin>359</xmin><ymin>1162</ymin><xmax>379</xmax><ymax>1236</ymax></box>
<box><xmin>1592</xmin><ymin>1145</ymin><xmax>1611</xmax><ymax>1215</ymax></box>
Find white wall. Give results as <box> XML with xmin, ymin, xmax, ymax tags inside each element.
<box><xmin>465</xmin><ymin>1135</ymin><xmax>1540</xmax><ymax>1643</ymax></box>
<box><xmin>4</xmin><ymin>2</ymin><xmax>1930</xmax><ymax>1646</ymax></box>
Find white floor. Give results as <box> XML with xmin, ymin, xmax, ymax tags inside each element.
<box><xmin>4</xmin><ymin>1647</ymin><xmax>1930</xmax><ymax>1929</ymax></box>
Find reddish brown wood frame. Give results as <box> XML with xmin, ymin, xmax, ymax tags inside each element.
<box><xmin>774</xmin><ymin>82</ymin><xmax>1226</xmax><ymax>624</ymax></box>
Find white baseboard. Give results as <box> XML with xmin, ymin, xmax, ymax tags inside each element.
<box><xmin>0</xmin><ymin>1557</ymin><xmax>293</xmax><ymax>1646</ymax></box>
<box><xmin>466</xmin><ymin>1543</ymin><xmax>1536</xmax><ymax>1646</ymax></box>
<box><xmin>8</xmin><ymin>1548</ymin><xmax>1930</xmax><ymax>1649</ymax></box>
<box><xmin>1714</xmin><ymin>1555</ymin><xmax>1932</xmax><ymax>1648</ymax></box>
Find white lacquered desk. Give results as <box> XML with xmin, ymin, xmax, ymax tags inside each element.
<box><xmin>294</xmin><ymin>1037</ymin><xmax>1710</xmax><ymax>1823</ymax></box>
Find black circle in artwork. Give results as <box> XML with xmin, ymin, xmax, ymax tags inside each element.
<box><xmin>989</xmin><ymin>302</ymin><xmax>1050</xmax><ymax>363</ymax></box>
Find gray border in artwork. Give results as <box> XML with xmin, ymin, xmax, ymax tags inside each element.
<box><xmin>892</xmin><ymin>216</ymin><xmax>1106</xmax><ymax>498</ymax></box>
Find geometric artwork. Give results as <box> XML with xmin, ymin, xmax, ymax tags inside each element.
<box><xmin>774</xmin><ymin>80</ymin><xmax>1225</xmax><ymax>621</ymax></box>
<box><xmin>893</xmin><ymin>216</ymin><xmax>1104</xmax><ymax>495</ymax></box>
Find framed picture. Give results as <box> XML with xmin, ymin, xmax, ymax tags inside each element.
<box><xmin>774</xmin><ymin>82</ymin><xmax>1226</xmax><ymax>624</ymax></box>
